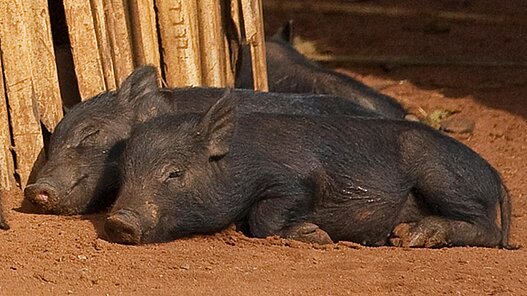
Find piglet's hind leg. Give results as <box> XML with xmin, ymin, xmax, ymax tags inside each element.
<box><xmin>390</xmin><ymin>216</ymin><xmax>501</xmax><ymax>248</ymax></box>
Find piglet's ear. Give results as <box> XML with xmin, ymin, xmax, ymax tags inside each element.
<box><xmin>117</xmin><ymin>65</ymin><xmax>159</xmax><ymax>106</ymax></box>
<box><xmin>133</xmin><ymin>91</ymin><xmax>173</xmax><ymax>124</ymax></box>
<box><xmin>198</xmin><ymin>89</ymin><xmax>235</xmax><ymax>160</ymax></box>
<box><xmin>270</xmin><ymin>20</ymin><xmax>294</xmax><ymax>44</ymax></box>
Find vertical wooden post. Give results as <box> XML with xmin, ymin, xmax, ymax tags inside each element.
<box><xmin>240</xmin><ymin>0</ymin><xmax>268</xmax><ymax>91</ymax></box>
<box><xmin>224</xmin><ymin>0</ymin><xmax>243</xmax><ymax>87</ymax></box>
<box><xmin>0</xmin><ymin>51</ymin><xmax>15</xmax><ymax>191</ymax></box>
<box><xmin>25</xmin><ymin>0</ymin><xmax>63</xmax><ymax>133</ymax></box>
<box><xmin>129</xmin><ymin>0</ymin><xmax>161</xmax><ymax>70</ymax></box>
<box><xmin>103</xmin><ymin>0</ymin><xmax>135</xmax><ymax>85</ymax></box>
<box><xmin>63</xmin><ymin>0</ymin><xmax>106</xmax><ymax>100</ymax></box>
<box><xmin>197</xmin><ymin>0</ymin><xmax>227</xmax><ymax>87</ymax></box>
<box><xmin>91</xmin><ymin>0</ymin><xmax>117</xmax><ymax>90</ymax></box>
<box><xmin>0</xmin><ymin>0</ymin><xmax>44</xmax><ymax>188</ymax></box>
<box><xmin>155</xmin><ymin>0</ymin><xmax>202</xmax><ymax>87</ymax></box>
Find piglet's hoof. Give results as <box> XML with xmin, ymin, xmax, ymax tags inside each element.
<box><xmin>389</xmin><ymin>222</ymin><xmax>414</xmax><ymax>247</ymax></box>
<box><xmin>283</xmin><ymin>222</ymin><xmax>333</xmax><ymax>245</ymax></box>
<box><xmin>390</xmin><ymin>219</ymin><xmax>449</xmax><ymax>248</ymax></box>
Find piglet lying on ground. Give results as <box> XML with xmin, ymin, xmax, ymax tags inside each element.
<box><xmin>24</xmin><ymin>66</ymin><xmax>381</xmax><ymax>215</ymax></box>
<box><xmin>236</xmin><ymin>21</ymin><xmax>409</xmax><ymax>119</ymax></box>
<box><xmin>105</xmin><ymin>93</ymin><xmax>511</xmax><ymax>249</ymax></box>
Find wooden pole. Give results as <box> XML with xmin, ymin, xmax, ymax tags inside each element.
<box><xmin>129</xmin><ymin>0</ymin><xmax>161</xmax><ymax>70</ymax></box>
<box><xmin>103</xmin><ymin>0</ymin><xmax>135</xmax><ymax>85</ymax></box>
<box><xmin>155</xmin><ymin>0</ymin><xmax>202</xmax><ymax>87</ymax></box>
<box><xmin>25</xmin><ymin>0</ymin><xmax>63</xmax><ymax>133</ymax></box>
<box><xmin>229</xmin><ymin>0</ymin><xmax>243</xmax><ymax>41</ymax></box>
<box><xmin>63</xmin><ymin>0</ymin><xmax>106</xmax><ymax>100</ymax></box>
<box><xmin>90</xmin><ymin>0</ymin><xmax>117</xmax><ymax>90</ymax></box>
<box><xmin>240</xmin><ymin>0</ymin><xmax>268</xmax><ymax>91</ymax></box>
<box><xmin>224</xmin><ymin>0</ymin><xmax>243</xmax><ymax>87</ymax></box>
<box><xmin>0</xmin><ymin>50</ymin><xmax>15</xmax><ymax>191</ymax></box>
<box><xmin>197</xmin><ymin>0</ymin><xmax>227</xmax><ymax>87</ymax></box>
<box><xmin>0</xmin><ymin>0</ymin><xmax>44</xmax><ymax>188</ymax></box>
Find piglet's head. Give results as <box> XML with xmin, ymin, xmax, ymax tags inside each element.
<box><xmin>105</xmin><ymin>93</ymin><xmax>239</xmax><ymax>244</ymax></box>
<box><xmin>25</xmin><ymin>66</ymin><xmax>159</xmax><ymax>215</ymax></box>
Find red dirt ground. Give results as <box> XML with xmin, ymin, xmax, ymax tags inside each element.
<box><xmin>1</xmin><ymin>1</ymin><xmax>526</xmax><ymax>294</ymax></box>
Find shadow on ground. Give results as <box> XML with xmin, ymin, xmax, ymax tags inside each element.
<box><xmin>263</xmin><ymin>0</ymin><xmax>527</xmax><ymax>118</ymax></box>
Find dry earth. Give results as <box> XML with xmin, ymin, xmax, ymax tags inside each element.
<box><xmin>1</xmin><ymin>1</ymin><xmax>526</xmax><ymax>295</ymax></box>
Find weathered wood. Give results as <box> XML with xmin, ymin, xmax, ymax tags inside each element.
<box><xmin>0</xmin><ymin>50</ymin><xmax>15</xmax><ymax>190</ymax></box>
<box><xmin>91</xmin><ymin>0</ymin><xmax>117</xmax><ymax>90</ymax></box>
<box><xmin>223</xmin><ymin>0</ymin><xmax>243</xmax><ymax>87</ymax></box>
<box><xmin>241</xmin><ymin>0</ymin><xmax>268</xmax><ymax>91</ymax></box>
<box><xmin>228</xmin><ymin>0</ymin><xmax>243</xmax><ymax>49</ymax></box>
<box><xmin>129</xmin><ymin>0</ymin><xmax>161</xmax><ymax>70</ymax></box>
<box><xmin>0</xmin><ymin>0</ymin><xmax>44</xmax><ymax>188</ymax></box>
<box><xmin>25</xmin><ymin>0</ymin><xmax>63</xmax><ymax>132</ymax></box>
<box><xmin>103</xmin><ymin>0</ymin><xmax>134</xmax><ymax>85</ymax></box>
<box><xmin>197</xmin><ymin>0</ymin><xmax>227</xmax><ymax>87</ymax></box>
<box><xmin>155</xmin><ymin>0</ymin><xmax>202</xmax><ymax>87</ymax></box>
<box><xmin>63</xmin><ymin>0</ymin><xmax>106</xmax><ymax>100</ymax></box>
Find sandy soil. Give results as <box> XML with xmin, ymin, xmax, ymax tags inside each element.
<box><xmin>1</xmin><ymin>1</ymin><xmax>526</xmax><ymax>295</ymax></box>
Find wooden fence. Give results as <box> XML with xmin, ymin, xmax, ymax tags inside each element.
<box><xmin>0</xmin><ymin>0</ymin><xmax>267</xmax><ymax>190</ymax></box>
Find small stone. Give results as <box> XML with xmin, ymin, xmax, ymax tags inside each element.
<box><xmin>404</xmin><ymin>114</ymin><xmax>420</xmax><ymax>122</ymax></box>
<box><xmin>223</xmin><ymin>238</ymin><xmax>236</xmax><ymax>246</ymax></box>
<box><xmin>179</xmin><ymin>264</ymin><xmax>190</xmax><ymax>270</ymax></box>
<box><xmin>440</xmin><ymin>116</ymin><xmax>475</xmax><ymax>135</ymax></box>
<box><xmin>77</xmin><ymin>255</ymin><xmax>87</xmax><ymax>260</ymax></box>
<box><xmin>92</xmin><ymin>239</ymin><xmax>107</xmax><ymax>251</ymax></box>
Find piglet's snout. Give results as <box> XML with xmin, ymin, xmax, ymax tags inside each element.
<box><xmin>105</xmin><ymin>210</ymin><xmax>142</xmax><ymax>245</ymax></box>
<box><xmin>24</xmin><ymin>182</ymin><xmax>59</xmax><ymax>210</ymax></box>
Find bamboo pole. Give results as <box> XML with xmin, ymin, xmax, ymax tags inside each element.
<box><xmin>129</xmin><ymin>0</ymin><xmax>161</xmax><ymax>70</ymax></box>
<box><xmin>0</xmin><ymin>0</ymin><xmax>44</xmax><ymax>188</ymax></box>
<box><xmin>63</xmin><ymin>0</ymin><xmax>106</xmax><ymax>100</ymax></box>
<box><xmin>155</xmin><ymin>0</ymin><xmax>202</xmax><ymax>87</ymax></box>
<box><xmin>240</xmin><ymin>0</ymin><xmax>268</xmax><ymax>91</ymax></box>
<box><xmin>91</xmin><ymin>0</ymin><xmax>117</xmax><ymax>90</ymax></box>
<box><xmin>103</xmin><ymin>0</ymin><xmax>134</xmax><ymax>85</ymax></box>
<box><xmin>197</xmin><ymin>0</ymin><xmax>227</xmax><ymax>87</ymax></box>
<box><xmin>25</xmin><ymin>0</ymin><xmax>63</xmax><ymax>133</ymax></box>
<box><xmin>0</xmin><ymin>50</ymin><xmax>15</xmax><ymax>191</ymax></box>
